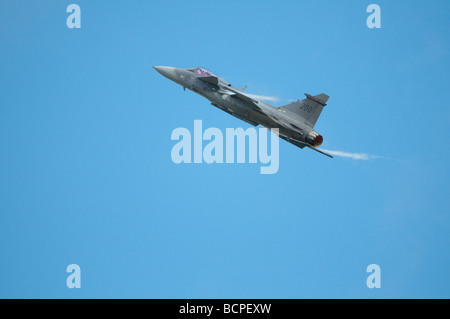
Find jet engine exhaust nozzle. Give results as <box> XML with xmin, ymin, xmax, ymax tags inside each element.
<box><xmin>306</xmin><ymin>130</ymin><xmax>323</xmax><ymax>147</ymax></box>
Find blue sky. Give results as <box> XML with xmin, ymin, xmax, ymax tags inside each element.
<box><xmin>0</xmin><ymin>0</ymin><xmax>449</xmax><ymax>298</ymax></box>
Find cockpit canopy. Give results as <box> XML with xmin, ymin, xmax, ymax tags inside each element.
<box><xmin>186</xmin><ymin>67</ymin><xmax>218</xmax><ymax>77</ymax></box>
<box><xmin>186</xmin><ymin>67</ymin><xmax>230</xmax><ymax>86</ymax></box>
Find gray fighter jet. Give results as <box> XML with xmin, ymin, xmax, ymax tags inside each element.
<box><xmin>154</xmin><ymin>66</ymin><xmax>333</xmax><ymax>158</ymax></box>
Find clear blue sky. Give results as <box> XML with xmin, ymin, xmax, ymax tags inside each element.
<box><xmin>0</xmin><ymin>0</ymin><xmax>449</xmax><ymax>298</ymax></box>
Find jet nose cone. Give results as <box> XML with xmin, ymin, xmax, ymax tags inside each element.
<box><xmin>153</xmin><ymin>66</ymin><xmax>176</xmax><ymax>79</ymax></box>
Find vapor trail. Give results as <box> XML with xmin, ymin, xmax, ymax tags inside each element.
<box><xmin>246</xmin><ymin>93</ymin><xmax>280</xmax><ymax>103</ymax></box>
<box><xmin>321</xmin><ymin>149</ymin><xmax>382</xmax><ymax>160</ymax></box>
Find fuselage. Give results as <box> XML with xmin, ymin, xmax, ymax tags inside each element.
<box><xmin>154</xmin><ymin>66</ymin><xmax>313</xmax><ymax>145</ymax></box>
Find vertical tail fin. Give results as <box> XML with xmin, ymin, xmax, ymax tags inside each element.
<box><xmin>279</xmin><ymin>93</ymin><xmax>329</xmax><ymax>128</ymax></box>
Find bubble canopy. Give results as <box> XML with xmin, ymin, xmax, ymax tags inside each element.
<box><xmin>186</xmin><ymin>67</ymin><xmax>217</xmax><ymax>77</ymax></box>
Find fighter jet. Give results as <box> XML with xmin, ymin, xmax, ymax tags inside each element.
<box><xmin>154</xmin><ymin>66</ymin><xmax>333</xmax><ymax>158</ymax></box>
